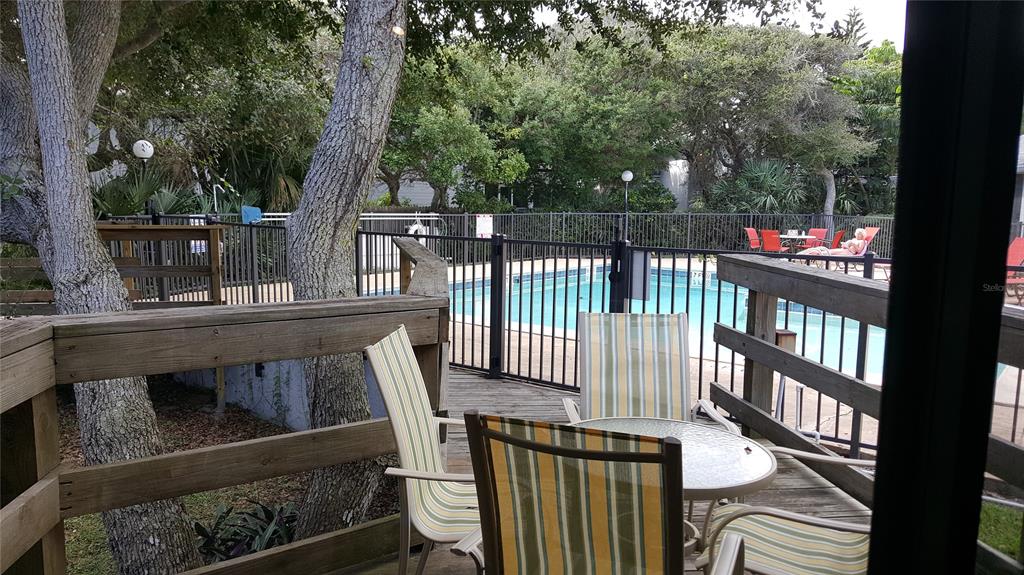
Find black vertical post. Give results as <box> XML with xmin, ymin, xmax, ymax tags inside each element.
<box><xmin>248</xmin><ymin>224</ymin><xmax>260</xmax><ymax>303</ymax></box>
<box><xmin>354</xmin><ymin>229</ymin><xmax>363</xmax><ymax>296</ymax></box>
<box><xmin>488</xmin><ymin>234</ymin><xmax>505</xmax><ymax>378</ymax></box>
<box><xmin>608</xmin><ymin>240</ymin><xmax>631</xmax><ymax>313</ymax></box>
<box><xmin>869</xmin><ymin>3</ymin><xmax>1024</xmax><ymax>573</ymax></box>
<box><xmin>153</xmin><ymin>213</ymin><xmax>170</xmax><ymax>301</ymax></box>
<box><xmin>850</xmin><ymin>251</ymin><xmax>875</xmax><ymax>458</ymax></box>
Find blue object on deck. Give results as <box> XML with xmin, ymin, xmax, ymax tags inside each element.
<box><xmin>241</xmin><ymin>205</ymin><xmax>262</xmax><ymax>224</ymax></box>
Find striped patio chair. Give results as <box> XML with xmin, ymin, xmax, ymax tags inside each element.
<box><xmin>563</xmin><ymin>312</ymin><xmax>738</xmax><ymax>434</ymax></box>
<box><xmin>695</xmin><ymin>447</ymin><xmax>875</xmax><ymax>575</ymax></box>
<box><xmin>365</xmin><ymin>326</ymin><xmax>480</xmax><ymax>574</ymax></box>
<box><xmin>461</xmin><ymin>412</ymin><xmax>686</xmax><ymax>574</ymax></box>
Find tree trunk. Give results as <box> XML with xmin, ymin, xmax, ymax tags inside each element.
<box><xmin>286</xmin><ymin>0</ymin><xmax>407</xmax><ymax>537</ymax></box>
<box><xmin>429</xmin><ymin>183</ymin><xmax>448</xmax><ymax>211</ymax></box>
<box><xmin>17</xmin><ymin>2</ymin><xmax>202</xmax><ymax>572</ymax></box>
<box><xmin>820</xmin><ymin>168</ymin><xmax>837</xmax><ymax>216</ymax></box>
<box><xmin>380</xmin><ymin>168</ymin><xmax>402</xmax><ymax>206</ymax></box>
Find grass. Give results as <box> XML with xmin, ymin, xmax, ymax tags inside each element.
<box><xmin>978</xmin><ymin>501</ymin><xmax>1022</xmax><ymax>560</ymax></box>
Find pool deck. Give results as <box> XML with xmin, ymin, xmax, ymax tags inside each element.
<box><xmin>342</xmin><ymin>368</ymin><xmax>871</xmax><ymax>574</ymax></box>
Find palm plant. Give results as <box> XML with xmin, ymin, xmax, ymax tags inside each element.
<box><xmin>708</xmin><ymin>159</ymin><xmax>807</xmax><ymax>213</ymax></box>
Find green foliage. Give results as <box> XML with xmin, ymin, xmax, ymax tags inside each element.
<box><xmin>382</xmin><ymin>45</ymin><xmax>529</xmax><ymax>209</ymax></box>
<box><xmin>93</xmin><ymin>169</ymin><xmax>184</xmax><ymax>217</ymax></box>
<box><xmin>828</xmin><ymin>7</ymin><xmax>869</xmax><ymax>51</ymax></box>
<box><xmin>452</xmin><ymin>183</ymin><xmax>515</xmax><ymax>214</ymax></box>
<box><xmin>701</xmin><ymin>159</ymin><xmax>807</xmax><ymax>213</ymax></box>
<box><xmin>194</xmin><ymin>502</ymin><xmax>298</xmax><ymax>563</ymax></box>
<box><xmin>599</xmin><ymin>179</ymin><xmax>678</xmax><ymax>213</ymax></box>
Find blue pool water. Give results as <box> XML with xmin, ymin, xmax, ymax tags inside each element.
<box><xmin>450</xmin><ymin>266</ymin><xmax>889</xmax><ymax>380</ymax></box>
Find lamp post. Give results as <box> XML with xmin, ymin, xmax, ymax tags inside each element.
<box><xmin>132</xmin><ymin>140</ymin><xmax>154</xmax><ymax>214</ymax></box>
<box><xmin>621</xmin><ymin>170</ymin><xmax>633</xmax><ymax>241</ymax></box>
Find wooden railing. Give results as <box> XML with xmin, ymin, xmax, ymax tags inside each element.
<box><xmin>1</xmin><ymin>224</ymin><xmax>224</xmax><ymax>315</ymax></box>
<box><xmin>710</xmin><ymin>254</ymin><xmax>1024</xmax><ymax>572</ymax></box>
<box><xmin>0</xmin><ymin>243</ymin><xmax>451</xmax><ymax>574</ymax></box>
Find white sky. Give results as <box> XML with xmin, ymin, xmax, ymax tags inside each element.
<box><xmin>535</xmin><ymin>0</ymin><xmax>907</xmax><ymax>50</ymax></box>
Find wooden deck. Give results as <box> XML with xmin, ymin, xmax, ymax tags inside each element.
<box><xmin>346</xmin><ymin>368</ymin><xmax>870</xmax><ymax>574</ymax></box>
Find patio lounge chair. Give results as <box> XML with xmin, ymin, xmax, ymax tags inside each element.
<box><xmin>744</xmin><ymin>227</ymin><xmax>762</xmax><ymax>250</ymax></box>
<box><xmin>562</xmin><ymin>312</ymin><xmax>739</xmax><ymax>434</ymax></box>
<box><xmin>695</xmin><ymin>446</ymin><xmax>875</xmax><ymax>575</ymax></box>
<box><xmin>760</xmin><ymin>229</ymin><xmax>789</xmax><ymax>253</ymax></box>
<box><xmin>460</xmin><ymin>412</ymin><xmax>688</xmax><ymax>574</ymax></box>
<box><xmin>830</xmin><ymin>230</ymin><xmax>846</xmax><ymax>249</ymax></box>
<box><xmin>365</xmin><ymin>326</ymin><xmax>481</xmax><ymax>574</ymax></box>
<box><xmin>1007</xmin><ymin>237</ymin><xmax>1024</xmax><ymax>304</ymax></box>
<box><xmin>798</xmin><ymin>228</ymin><xmax>828</xmax><ymax>250</ymax></box>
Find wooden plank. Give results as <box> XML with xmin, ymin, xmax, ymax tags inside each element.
<box><xmin>116</xmin><ymin>265</ymin><xmax>212</xmax><ymax>278</ymax></box>
<box><xmin>0</xmin><ymin>319</ymin><xmax>52</xmax><ymax>358</ymax></box>
<box><xmin>1</xmin><ymin>289</ymin><xmax>142</xmax><ymax>304</ymax></box>
<box><xmin>717</xmin><ymin>254</ymin><xmax>890</xmax><ymax>327</ymax></box>
<box><xmin>414</xmin><ymin>344</ymin><xmax>441</xmax><ymax>411</ymax></box>
<box><xmin>714</xmin><ymin>324</ymin><xmax>882</xmax><ymax>419</ymax></box>
<box><xmin>975</xmin><ymin>541</ymin><xmax>1022</xmax><ymax>575</ymax></box>
<box><xmin>392</xmin><ymin>237</ymin><xmax>449</xmax><ymax>297</ymax></box>
<box><xmin>710</xmin><ymin>382</ymin><xmax>875</xmax><ymax>506</ymax></box>
<box><xmin>986</xmin><ymin>435</ymin><xmax>1024</xmax><ymax>490</ymax></box>
<box><xmin>181</xmin><ymin>514</ymin><xmax>420</xmax><ymax>575</ymax></box>
<box><xmin>31</xmin><ymin>389</ymin><xmax>64</xmax><ymax>574</ymax></box>
<box><xmin>1</xmin><ymin>257</ymin><xmax>139</xmax><ymax>269</ymax></box>
<box><xmin>0</xmin><ymin>476</ymin><xmax>59</xmax><ymax>573</ymax></box>
<box><xmin>0</xmin><ymin>340</ymin><xmax>55</xmax><ymax>414</ymax></box>
<box><xmin>96</xmin><ymin>224</ymin><xmax>225</xmax><ymax>241</ymax></box>
<box><xmin>49</xmin><ymin>295</ymin><xmax>448</xmax><ymax>337</ymax></box>
<box><xmin>742</xmin><ymin>290</ymin><xmax>777</xmax><ymax>430</ymax></box>
<box><xmin>717</xmin><ymin>255</ymin><xmax>1023</xmax><ymax>368</ymax></box>
<box><xmin>59</xmin><ymin>419</ymin><xmax>395</xmax><ymax>517</ymax></box>
<box><xmin>54</xmin><ymin>308</ymin><xmax>440</xmax><ymax>384</ymax></box>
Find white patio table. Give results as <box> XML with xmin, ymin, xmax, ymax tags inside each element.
<box><xmin>574</xmin><ymin>416</ymin><xmax>777</xmax><ymax>501</ymax></box>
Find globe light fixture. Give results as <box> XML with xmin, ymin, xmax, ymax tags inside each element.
<box><xmin>132</xmin><ymin>139</ymin><xmax>154</xmax><ymax>162</ymax></box>
<box><xmin>621</xmin><ymin>170</ymin><xmax>633</xmax><ymax>183</ymax></box>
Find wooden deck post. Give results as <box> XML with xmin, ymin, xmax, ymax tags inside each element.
<box><xmin>742</xmin><ymin>290</ymin><xmax>777</xmax><ymax>436</ymax></box>
<box><xmin>1</xmin><ymin>388</ymin><xmax>64</xmax><ymax>574</ymax></box>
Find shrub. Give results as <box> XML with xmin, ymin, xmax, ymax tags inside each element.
<box><xmin>194</xmin><ymin>501</ymin><xmax>298</xmax><ymax>563</ymax></box>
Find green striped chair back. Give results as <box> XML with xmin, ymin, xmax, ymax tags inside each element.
<box><xmin>466</xmin><ymin>413</ymin><xmax>684</xmax><ymax>575</ymax></box>
<box><xmin>365</xmin><ymin>325</ymin><xmax>444</xmax><ymax>475</ymax></box>
<box><xmin>578</xmin><ymin>312</ymin><xmax>690</xmax><ymax>420</ymax></box>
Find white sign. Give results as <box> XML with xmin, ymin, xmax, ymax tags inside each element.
<box><xmin>476</xmin><ymin>214</ymin><xmax>493</xmax><ymax>238</ymax></box>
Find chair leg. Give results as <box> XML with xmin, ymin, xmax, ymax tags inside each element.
<box><xmin>415</xmin><ymin>541</ymin><xmax>434</xmax><ymax>575</ymax></box>
<box><xmin>398</xmin><ymin>479</ymin><xmax>411</xmax><ymax>574</ymax></box>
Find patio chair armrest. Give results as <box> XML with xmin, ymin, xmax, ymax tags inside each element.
<box><xmin>562</xmin><ymin>397</ymin><xmax>582</xmax><ymax>424</ymax></box>
<box><xmin>707</xmin><ymin>505</ymin><xmax>870</xmax><ymax>567</ymax></box>
<box><xmin>768</xmin><ymin>446</ymin><xmax>877</xmax><ymax>467</ymax></box>
<box><xmin>693</xmin><ymin>399</ymin><xmax>740</xmax><ymax>435</ymax></box>
<box><xmin>384</xmin><ymin>467</ymin><xmax>476</xmax><ymax>483</ymax></box>
<box><xmin>451</xmin><ymin>527</ymin><xmax>486</xmax><ymax>572</ymax></box>
<box><xmin>436</xmin><ymin>416</ymin><xmax>465</xmax><ymax>428</ymax></box>
<box><xmin>709</xmin><ymin>533</ymin><xmax>745</xmax><ymax>575</ymax></box>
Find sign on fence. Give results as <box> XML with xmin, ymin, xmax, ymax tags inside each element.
<box><xmin>476</xmin><ymin>214</ymin><xmax>493</xmax><ymax>238</ymax></box>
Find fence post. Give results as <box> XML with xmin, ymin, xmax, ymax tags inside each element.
<box><xmin>488</xmin><ymin>234</ymin><xmax>506</xmax><ymax>378</ymax></box>
<box><xmin>849</xmin><ymin>251</ymin><xmax>875</xmax><ymax>456</ymax></box>
<box><xmin>355</xmin><ymin>229</ymin><xmax>363</xmax><ymax>296</ymax></box>
<box><xmin>608</xmin><ymin>239</ymin><xmax>631</xmax><ymax>313</ymax></box>
<box><xmin>742</xmin><ymin>289</ymin><xmax>778</xmax><ymax>436</ymax></box>
<box><xmin>152</xmin><ymin>213</ymin><xmax>170</xmax><ymax>301</ymax></box>
<box><xmin>247</xmin><ymin>224</ymin><xmax>260</xmax><ymax>303</ymax></box>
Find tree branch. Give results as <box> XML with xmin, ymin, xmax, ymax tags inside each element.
<box><xmin>111</xmin><ymin>0</ymin><xmax>193</xmax><ymax>61</ymax></box>
<box><xmin>70</xmin><ymin>0</ymin><xmax>121</xmax><ymax>127</ymax></box>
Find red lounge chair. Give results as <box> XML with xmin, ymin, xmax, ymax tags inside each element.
<box><xmin>830</xmin><ymin>230</ymin><xmax>846</xmax><ymax>249</ymax></box>
<box><xmin>760</xmin><ymin>229</ymin><xmax>788</xmax><ymax>253</ymax></box>
<box><xmin>744</xmin><ymin>227</ymin><xmax>761</xmax><ymax>250</ymax></box>
<box><xmin>799</xmin><ymin>228</ymin><xmax>828</xmax><ymax>249</ymax></box>
<box><xmin>1007</xmin><ymin>237</ymin><xmax>1024</xmax><ymax>304</ymax></box>
<box><xmin>862</xmin><ymin>227</ymin><xmax>881</xmax><ymax>252</ymax></box>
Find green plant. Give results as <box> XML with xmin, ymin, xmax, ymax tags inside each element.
<box><xmin>704</xmin><ymin>159</ymin><xmax>807</xmax><ymax>213</ymax></box>
<box><xmin>194</xmin><ymin>501</ymin><xmax>298</xmax><ymax>563</ymax></box>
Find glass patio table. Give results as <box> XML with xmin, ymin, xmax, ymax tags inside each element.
<box><xmin>574</xmin><ymin>416</ymin><xmax>777</xmax><ymax>501</ymax></box>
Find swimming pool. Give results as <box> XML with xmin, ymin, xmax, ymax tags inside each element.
<box><xmin>450</xmin><ymin>265</ymin><xmax>889</xmax><ymax>380</ymax></box>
